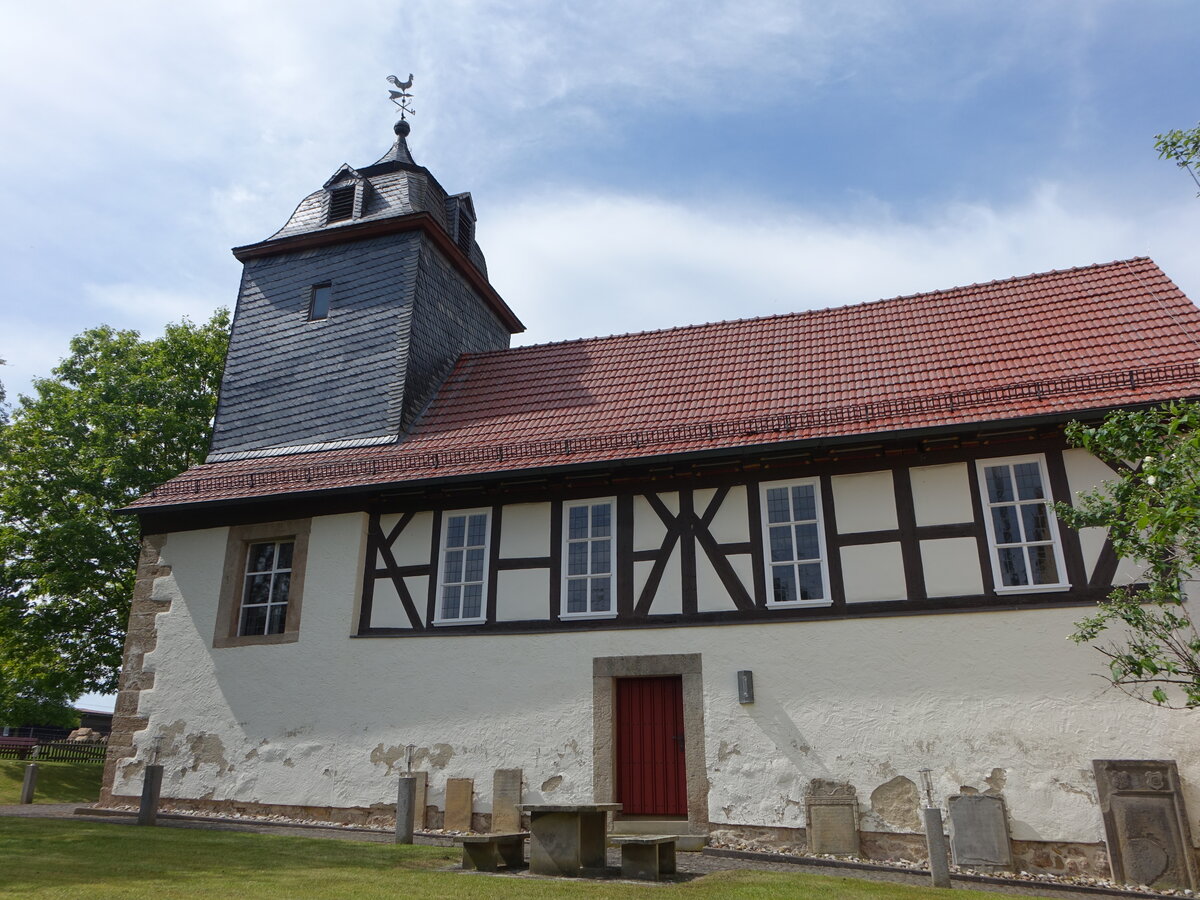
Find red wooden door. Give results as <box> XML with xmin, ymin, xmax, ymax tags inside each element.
<box><xmin>616</xmin><ymin>676</ymin><xmax>687</xmax><ymax>816</ymax></box>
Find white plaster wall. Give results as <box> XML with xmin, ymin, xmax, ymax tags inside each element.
<box><xmin>703</xmin><ymin>485</ymin><xmax>750</xmax><ymax>544</ymax></box>
<box><xmin>369</xmin><ymin>578</ymin><xmax>410</xmax><ymax>628</ymax></box>
<box><xmin>1062</xmin><ymin>450</ymin><xmax>1115</xmax><ymax>580</ymax></box>
<box><xmin>1062</xmin><ymin>449</ymin><xmax>1143</xmax><ymax>584</ymax></box>
<box><xmin>696</xmin><ymin>550</ymin><xmax>739</xmax><ymax>612</ymax></box>
<box><xmin>921</xmin><ymin>537</ymin><xmax>984</xmax><ymax>598</ymax></box>
<box><xmin>496</xmin><ymin>568</ymin><xmax>551</xmax><ymax>621</ymax></box>
<box><xmin>832</xmin><ymin>470</ymin><xmax>897</xmax><ymax>533</ymax></box>
<box><xmin>702</xmin><ymin>610</ymin><xmax>1200</xmax><ymax>843</ymax></box>
<box><xmin>131</xmin><ymin>503</ymin><xmax>1200</xmax><ymax>848</ymax></box>
<box><xmin>406</xmin><ymin>576</ymin><xmax>429</xmax><ymax>625</ymax></box>
<box><xmin>840</xmin><ymin>543</ymin><xmax>906</xmax><ymax>602</ymax></box>
<box><xmin>633</xmin><ymin>495</ymin><xmax>669</xmax><ymax>550</ymax></box>
<box><xmin>911</xmin><ymin>463</ymin><xmax>973</xmax><ymax>526</ymax></box>
<box><xmin>385</xmin><ymin>511</ymin><xmax>433</xmax><ymax>567</ymax></box>
<box><xmin>499</xmin><ymin>503</ymin><xmax>551</xmax><ymax>558</ymax></box>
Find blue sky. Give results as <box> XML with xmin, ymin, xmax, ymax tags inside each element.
<box><xmin>0</xmin><ymin>3</ymin><xmax>1197</xmax><ymax>710</ymax></box>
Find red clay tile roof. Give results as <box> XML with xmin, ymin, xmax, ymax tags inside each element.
<box><xmin>132</xmin><ymin>257</ymin><xmax>1200</xmax><ymax>509</ymax></box>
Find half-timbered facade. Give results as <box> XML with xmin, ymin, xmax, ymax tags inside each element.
<box><xmin>101</xmin><ymin>118</ymin><xmax>1200</xmax><ymax>876</ymax></box>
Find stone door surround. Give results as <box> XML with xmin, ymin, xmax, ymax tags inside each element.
<box><xmin>592</xmin><ymin>653</ymin><xmax>709</xmax><ymax>831</ymax></box>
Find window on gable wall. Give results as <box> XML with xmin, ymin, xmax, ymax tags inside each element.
<box><xmin>239</xmin><ymin>539</ymin><xmax>294</xmax><ymax>635</ymax></box>
<box><xmin>436</xmin><ymin>510</ymin><xmax>490</xmax><ymax>624</ymax></box>
<box><xmin>562</xmin><ymin>499</ymin><xmax>616</xmax><ymax>618</ymax></box>
<box><xmin>760</xmin><ymin>478</ymin><xmax>831</xmax><ymax>607</ymax></box>
<box><xmin>977</xmin><ymin>454</ymin><xmax>1069</xmax><ymax>592</ymax></box>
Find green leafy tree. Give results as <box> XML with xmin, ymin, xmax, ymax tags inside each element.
<box><xmin>1057</xmin><ymin>402</ymin><xmax>1200</xmax><ymax>707</ymax></box>
<box><xmin>0</xmin><ymin>311</ymin><xmax>229</xmax><ymax>724</ymax></box>
<box><xmin>1155</xmin><ymin>122</ymin><xmax>1200</xmax><ymax>195</ymax></box>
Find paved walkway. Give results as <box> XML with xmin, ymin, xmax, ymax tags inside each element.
<box><xmin>0</xmin><ymin>803</ymin><xmax>1155</xmax><ymax>899</ymax></box>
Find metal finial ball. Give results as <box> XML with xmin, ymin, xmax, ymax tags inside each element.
<box><xmin>395</xmin><ymin>119</ymin><xmax>411</xmax><ymax>137</ymax></box>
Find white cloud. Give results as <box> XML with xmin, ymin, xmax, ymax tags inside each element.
<box><xmin>83</xmin><ymin>283</ymin><xmax>224</xmax><ymax>322</ymax></box>
<box><xmin>485</xmin><ymin>184</ymin><xmax>1200</xmax><ymax>346</ymax></box>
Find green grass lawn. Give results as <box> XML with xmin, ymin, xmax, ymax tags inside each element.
<box><xmin>0</xmin><ymin>818</ymin><xmax>1063</xmax><ymax>900</ymax></box>
<box><xmin>0</xmin><ymin>760</ymin><xmax>102</xmax><ymax>804</ymax></box>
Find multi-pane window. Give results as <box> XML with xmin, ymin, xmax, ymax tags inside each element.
<box><xmin>761</xmin><ymin>479</ymin><xmax>830</xmax><ymax>606</ymax></box>
<box><xmin>239</xmin><ymin>540</ymin><xmax>293</xmax><ymax>635</ymax></box>
<box><xmin>437</xmin><ymin>510</ymin><xmax>490</xmax><ymax>623</ymax></box>
<box><xmin>563</xmin><ymin>500</ymin><xmax>615</xmax><ymax>617</ymax></box>
<box><xmin>978</xmin><ymin>455</ymin><xmax>1067</xmax><ymax>591</ymax></box>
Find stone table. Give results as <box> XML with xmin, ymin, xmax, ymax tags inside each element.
<box><xmin>518</xmin><ymin>803</ymin><xmax>621</xmax><ymax>877</ymax></box>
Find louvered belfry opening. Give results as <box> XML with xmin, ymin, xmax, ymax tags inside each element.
<box><xmin>456</xmin><ymin>207</ymin><xmax>473</xmax><ymax>254</ymax></box>
<box><xmin>328</xmin><ymin>186</ymin><xmax>356</xmax><ymax>223</ymax></box>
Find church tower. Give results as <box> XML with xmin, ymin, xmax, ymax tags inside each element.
<box><xmin>208</xmin><ymin>102</ymin><xmax>523</xmax><ymax>461</ymax></box>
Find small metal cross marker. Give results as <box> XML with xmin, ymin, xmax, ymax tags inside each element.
<box><xmin>387</xmin><ymin>74</ymin><xmax>415</xmax><ymax>119</ymax></box>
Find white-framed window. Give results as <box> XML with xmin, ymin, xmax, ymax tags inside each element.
<box><xmin>239</xmin><ymin>539</ymin><xmax>294</xmax><ymax>636</ymax></box>
<box><xmin>561</xmin><ymin>498</ymin><xmax>616</xmax><ymax>618</ymax></box>
<box><xmin>760</xmin><ymin>478</ymin><xmax>832</xmax><ymax>607</ymax></box>
<box><xmin>435</xmin><ymin>509</ymin><xmax>491</xmax><ymax>624</ymax></box>
<box><xmin>977</xmin><ymin>454</ymin><xmax>1069</xmax><ymax>593</ymax></box>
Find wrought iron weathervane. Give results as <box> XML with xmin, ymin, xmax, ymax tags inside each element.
<box><xmin>387</xmin><ymin>74</ymin><xmax>415</xmax><ymax>120</ymax></box>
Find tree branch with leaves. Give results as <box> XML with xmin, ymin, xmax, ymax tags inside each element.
<box><xmin>1155</xmin><ymin>122</ymin><xmax>1200</xmax><ymax>195</ymax></box>
<box><xmin>1057</xmin><ymin>401</ymin><xmax>1200</xmax><ymax>707</ymax></box>
<box><xmin>0</xmin><ymin>311</ymin><xmax>229</xmax><ymax>724</ymax></box>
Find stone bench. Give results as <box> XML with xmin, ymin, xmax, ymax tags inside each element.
<box><xmin>611</xmin><ymin>835</ymin><xmax>677</xmax><ymax>881</ymax></box>
<box><xmin>454</xmin><ymin>832</ymin><xmax>529</xmax><ymax>871</ymax></box>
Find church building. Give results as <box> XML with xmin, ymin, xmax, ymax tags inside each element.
<box><xmin>101</xmin><ymin>111</ymin><xmax>1200</xmax><ymax>883</ymax></box>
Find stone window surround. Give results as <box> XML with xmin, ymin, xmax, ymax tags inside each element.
<box><xmin>214</xmin><ymin>518</ymin><xmax>310</xmax><ymax>648</ymax></box>
<box><xmin>592</xmin><ymin>653</ymin><xmax>709</xmax><ymax>831</ymax></box>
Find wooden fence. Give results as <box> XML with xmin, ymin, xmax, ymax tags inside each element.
<box><xmin>0</xmin><ymin>739</ymin><xmax>106</xmax><ymax>763</ymax></box>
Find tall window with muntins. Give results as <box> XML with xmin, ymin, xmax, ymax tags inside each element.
<box><xmin>239</xmin><ymin>540</ymin><xmax>293</xmax><ymax>635</ymax></box>
<box><xmin>761</xmin><ymin>479</ymin><xmax>830</xmax><ymax>606</ymax></box>
<box><xmin>436</xmin><ymin>510</ymin><xmax>490</xmax><ymax>624</ymax></box>
<box><xmin>309</xmin><ymin>283</ymin><xmax>331</xmax><ymax>320</ymax></box>
<box><xmin>978</xmin><ymin>455</ymin><xmax>1068</xmax><ymax>592</ymax></box>
<box><xmin>327</xmin><ymin>185</ymin><xmax>356</xmax><ymax>223</ymax></box>
<box><xmin>562</xmin><ymin>500</ymin><xmax>615</xmax><ymax>618</ymax></box>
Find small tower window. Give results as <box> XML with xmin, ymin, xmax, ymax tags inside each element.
<box><xmin>309</xmin><ymin>283</ymin><xmax>332</xmax><ymax>320</ymax></box>
<box><xmin>327</xmin><ymin>186</ymin><xmax>356</xmax><ymax>223</ymax></box>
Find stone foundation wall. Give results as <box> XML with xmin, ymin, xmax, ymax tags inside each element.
<box><xmin>710</xmin><ymin>822</ymin><xmax>1112</xmax><ymax>878</ymax></box>
<box><xmin>100</xmin><ymin>535</ymin><xmax>170</xmax><ymax>806</ymax></box>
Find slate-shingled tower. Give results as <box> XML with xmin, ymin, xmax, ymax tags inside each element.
<box><xmin>208</xmin><ymin>119</ymin><xmax>524</xmax><ymax>461</ymax></box>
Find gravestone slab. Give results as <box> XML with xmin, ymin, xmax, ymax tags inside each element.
<box><xmin>492</xmin><ymin>768</ymin><xmax>523</xmax><ymax>833</ymax></box>
<box><xmin>412</xmin><ymin>771</ymin><xmax>428</xmax><ymax>829</ymax></box>
<box><xmin>948</xmin><ymin>794</ymin><xmax>1013</xmax><ymax>869</ymax></box>
<box><xmin>1094</xmin><ymin>759</ymin><xmax>1197</xmax><ymax>890</ymax></box>
<box><xmin>445</xmin><ymin>777</ymin><xmax>474</xmax><ymax>832</ymax></box>
<box><xmin>806</xmin><ymin>779</ymin><xmax>861</xmax><ymax>856</ymax></box>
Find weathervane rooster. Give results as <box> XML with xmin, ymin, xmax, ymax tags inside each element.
<box><xmin>387</xmin><ymin>74</ymin><xmax>415</xmax><ymax>120</ymax></box>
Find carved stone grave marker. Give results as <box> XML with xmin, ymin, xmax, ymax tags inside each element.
<box><xmin>806</xmin><ymin>779</ymin><xmax>860</xmax><ymax>856</ymax></box>
<box><xmin>1094</xmin><ymin>759</ymin><xmax>1197</xmax><ymax>890</ymax></box>
<box><xmin>492</xmin><ymin>768</ymin><xmax>523</xmax><ymax>833</ymax></box>
<box><xmin>445</xmin><ymin>777</ymin><xmax>474</xmax><ymax>832</ymax></box>
<box><xmin>412</xmin><ymin>771</ymin><xmax>428</xmax><ymax>829</ymax></box>
<box><xmin>947</xmin><ymin>794</ymin><xmax>1013</xmax><ymax>869</ymax></box>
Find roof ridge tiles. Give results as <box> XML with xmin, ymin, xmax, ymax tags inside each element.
<box><xmin>467</xmin><ymin>256</ymin><xmax>1159</xmax><ymax>361</ymax></box>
